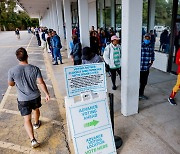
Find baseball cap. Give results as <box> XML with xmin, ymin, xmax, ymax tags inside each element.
<box><xmin>111</xmin><ymin>35</ymin><xmax>120</xmax><ymax>41</ymax></box>
<box><xmin>144</xmin><ymin>33</ymin><xmax>151</xmax><ymax>38</ymax></box>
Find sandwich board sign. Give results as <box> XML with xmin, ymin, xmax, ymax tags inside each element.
<box><xmin>64</xmin><ymin>63</ymin><xmax>107</xmax><ymax>97</ymax></box>
<box><xmin>64</xmin><ymin>63</ymin><xmax>117</xmax><ymax>154</ymax></box>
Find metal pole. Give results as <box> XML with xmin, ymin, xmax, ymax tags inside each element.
<box><xmin>109</xmin><ymin>93</ymin><xmax>123</xmax><ymax>149</ymax></box>
<box><xmin>147</xmin><ymin>0</ymin><xmax>150</xmax><ymax>33</ymax></box>
<box><xmin>167</xmin><ymin>0</ymin><xmax>178</xmax><ymax>72</ymax></box>
<box><xmin>109</xmin><ymin>93</ymin><xmax>114</xmax><ymax>132</ymax></box>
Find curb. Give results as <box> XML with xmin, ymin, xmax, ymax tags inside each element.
<box><xmin>42</xmin><ymin>47</ymin><xmax>72</xmax><ymax>154</ymax></box>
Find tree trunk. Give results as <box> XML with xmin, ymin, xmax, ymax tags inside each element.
<box><xmin>3</xmin><ymin>25</ymin><xmax>6</xmax><ymax>31</ymax></box>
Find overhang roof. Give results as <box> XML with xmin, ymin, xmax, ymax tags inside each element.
<box><xmin>16</xmin><ymin>0</ymin><xmax>51</xmax><ymax>18</ymax></box>
<box><xmin>16</xmin><ymin>0</ymin><xmax>94</xmax><ymax>18</ymax></box>
<box><xmin>16</xmin><ymin>0</ymin><xmax>77</xmax><ymax>18</ymax></box>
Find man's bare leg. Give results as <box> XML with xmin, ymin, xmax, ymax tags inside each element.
<box><xmin>33</xmin><ymin>108</ymin><xmax>40</xmax><ymax>124</ymax></box>
<box><xmin>23</xmin><ymin>114</ymin><xmax>34</xmax><ymax>140</ymax></box>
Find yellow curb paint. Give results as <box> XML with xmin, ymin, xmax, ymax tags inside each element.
<box><xmin>43</xmin><ymin>48</ymin><xmax>72</xmax><ymax>153</ymax></box>
<box><xmin>0</xmin><ymin>86</ymin><xmax>12</xmax><ymax>109</ymax></box>
<box><xmin>43</xmin><ymin>50</ymin><xmax>66</xmax><ymax>116</ymax></box>
<box><xmin>0</xmin><ymin>141</ymin><xmax>47</xmax><ymax>154</ymax></box>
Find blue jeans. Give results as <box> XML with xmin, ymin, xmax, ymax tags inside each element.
<box><xmin>53</xmin><ymin>48</ymin><xmax>62</xmax><ymax>63</ymax></box>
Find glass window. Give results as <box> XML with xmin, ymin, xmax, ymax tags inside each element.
<box><xmin>154</xmin><ymin>0</ymin><xmax>173</xmax><ymax>53</ymax></box>
<box><xmin>97</xmin><ymin>0</ymin><xmax>105</xmax><ymax>28</ymax></box>
<box><xmin>115</xmin><ymin>0</ymin><xmax>121</xmax><ymax>33</ymax></box>
<box><xmin>104</xmin><ymin>0</ymin><xmax>111</xmax><ymax>28</ymax></box>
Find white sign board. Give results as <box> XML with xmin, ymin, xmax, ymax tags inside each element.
<box><xmin>64</xmin><ymin>63</ymin><xmax>116</xmax><ymax>154</ymax></box>
<box><xmin>65</xmin><ymin>94</ymin><xmax>117</xmax><ymax>154</ymax></box>
<box><xmin>69</xmin><ymin>100</ymin><xmax>110</xmax><ymax>135</ymax></box>
<box><xmin>64</xmin><ymin>63</ymin><xmax>106</xmax><ymax>97</ymax></box>
<box><xmin>75</xmin><ymin>127</ymin><xmax>116</xmax><ymax>154</ymax></box>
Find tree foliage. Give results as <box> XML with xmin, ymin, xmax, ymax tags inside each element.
<box><xmin>97</xmin><ymin>0</ymin><xmax>178</xmax><ymax>29</ymax></box>
<box><xmin>155</xmin><ymin>0</ymin><xmax>173</xmax><ymax>26</ymax></box>
<box><xmin>0</xmin><ymin>0</ymin><xmax>39</xmax><ymax>31</ymax></box>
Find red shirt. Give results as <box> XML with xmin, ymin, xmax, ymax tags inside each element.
<box><xmin>176</xmin><ymin>48</ymin><xmax>180</xmax><ymax>74</ymax></box>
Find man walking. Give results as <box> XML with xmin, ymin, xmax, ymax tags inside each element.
<box><xmin>8</xmin><ymin>47</ymin><xmax>50</xmax><ymax>148</ymax></box>
<box><xmin>52</xmin><ymin>31</ymin><xmax>63</xmax><ymax>65</ymax></box>
<box><xmin>15</xmin><ymin>28</ymin><xmax>20</xmax><ymax>39</ymax></box>
<box><xmin>139</xmin><ymin>33</ymin><xmax>155</xmax><ymax>99</ymax></box>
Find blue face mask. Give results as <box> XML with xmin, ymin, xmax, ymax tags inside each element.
<box><xmin>144</xmin><ymin>39</ymin><xmax>150</xmax><ymax>44</ymax></box>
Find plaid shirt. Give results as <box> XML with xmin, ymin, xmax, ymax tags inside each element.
<box><xmin>140</xmin><ymin>43</ymin><xmax>155</xmax><ymax>71</ymax></box>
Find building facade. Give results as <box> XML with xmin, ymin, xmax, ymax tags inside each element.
<box><xmin>16</xmin><ymin>0</ymin><xmax>180</xmax><ymax>116</ymax></box>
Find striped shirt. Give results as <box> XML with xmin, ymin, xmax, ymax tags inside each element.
<box><xmin>112</xmin><ymin>45</ymin><xmax>121</xmax><ymax>69</ymax></box>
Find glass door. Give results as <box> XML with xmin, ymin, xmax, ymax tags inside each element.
<box><xmin>169</xmin><ymin>0</ymin><xmax>180</xmax><ymax>73</ymax></box>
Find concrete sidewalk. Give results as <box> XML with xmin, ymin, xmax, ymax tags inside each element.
<box><xmin>0</xmin><ymin>35</ymin><xmax>179</xmax><ymax>154</ymax></box>
<box><xmin>50</xmin><ymin>45</ymin><xmax>180</xmax><ymax>153</ymax></box>
<box><xmin>0</xmin><ymin>36</ymin><xmax>70</xmax><ymax>154</ymax></box>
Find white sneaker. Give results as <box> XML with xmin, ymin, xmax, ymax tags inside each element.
<box><xmin>33</xmin><ymin>120</ymin><xmax>41</xmax><ymax>129</ymax></box>
<box><xmin>31</xmin><ymin>139</ymin><xmax>40</xmax><ymax>148</ymax></box>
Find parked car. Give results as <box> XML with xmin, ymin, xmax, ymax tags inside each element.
<box><xmin>154</xmin><ymin>26</ymin><xmax>165</xmax><ymax>32</ymax></box>
<box><xmin>116</xmin><ymin>25</ymin><xmax>121</xmax><ymax>32</ymax></box>
<box><xmin>142</xmin><ymin>26</ymin><xmax>147</xmax><ymax>33</ymax></box>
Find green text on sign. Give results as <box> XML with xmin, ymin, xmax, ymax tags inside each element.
<box><xmin>84</xmin><ymin>120</ymin><xmax>99</xmax><ymax>128</ymax></box>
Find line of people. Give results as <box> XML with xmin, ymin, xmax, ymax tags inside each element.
<box><xmin>33</xmin><ymin>26</ymin><xmax>157</xmax><ymax>101</ymax></box>
<box><xmin>47</xmin><ymin>30</ymin><xmax>63</xmax><ymax>65</ymax></box>
<box><xmin>69</xmin><ymin>27</ymin><xmax>155</xmax><ymax>99</ymax></box>
<box><xmin>33</xmin><ymin>27</ymin><xmax>64</xmax><ymax>65</ymax></box>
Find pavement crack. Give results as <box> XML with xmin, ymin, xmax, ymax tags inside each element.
<box><xmin>61</xmin><ymin>124</ymin><xmax>71</xmax><ymax>154</ymax></box>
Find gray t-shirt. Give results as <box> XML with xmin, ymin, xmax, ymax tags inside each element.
<box><xmin>8</xmin><ymin>64</ymin><xmax>42</xmax><ymax>101</ymax></box>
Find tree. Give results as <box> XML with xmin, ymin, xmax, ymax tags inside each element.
<box><xmin>0</xmin><ymin>0</ymin><xmax>39</xmax><ymax>31</ymax></box>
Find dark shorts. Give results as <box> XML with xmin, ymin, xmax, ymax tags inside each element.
<box><xmin>18</xmin><ymin>96</ymin><xmax>42</xmax><ymax>116</ymax></box>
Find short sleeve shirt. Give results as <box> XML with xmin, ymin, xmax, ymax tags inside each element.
<box><xmin>8</xmin><ymin>64</ymin><xmax>42</xmax><ymax>101</ymax></box>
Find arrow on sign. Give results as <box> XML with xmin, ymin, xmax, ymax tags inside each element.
<box><xmin>84</xmin><ymin>120</ymin><xmax>99</xmax><ymax>128</ymax></box>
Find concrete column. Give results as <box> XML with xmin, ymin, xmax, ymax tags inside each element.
<box><xmin>39</xmin><ymin>18</ymin><xmax>42</xmax><ymax>26</ymax></box>
<box><xmin>78</xmin><ymin>0</ymin><xmax>90</xmax><ymax>47</ymax></box>
<box><xmin>52</xmin><ymin>0</ymin><xmax>59</xmax><ymax>32</ymax></box>
<box><xmin>63</xmin><ymin>0</ymin><xmax>72</xmax><ymax>55</ymax></box>
<box><xmin>148</xmin><ymin>0</ymin><xmax>156</xmax><ymax>31</ymax></box>
<box><xmin>39</xmin><ymin>18</ymin><xmax>42</xmax><ymax>27</ymax></box>
<box><xmin>88</xmin><ymin>1</ymin><xmax>97</xmax><ymax>30</ymax></box>
<box><xmin>99</xmin><ymin>0</ymin><xmax>104</xmax><ymax>28</ymax></box>
<box><xmin>44</xmin><ymin>11</ymin><xmax>49</xmax><ymax>28</ymax></box>
<box><xmin>46</xmin><ymin>13</ymin><xmax>50</xmax><ymax>28</ymax></box>
<box><xmin>111</xmin><ymin>0</ymin><xmax>115</xmax><ymax>28</ymax></box>
<box><xmin>121</xmin><ymin>0</ymin><xmax>143</xmax><ymax>116</ymax></box>
<box><xmin>42</xmin><ymin>13</ymin><xmax>47</xmax><ymax>27</ymax></box>
<box><xmin>50</xmin><ymin>3</ymin><xmax>55</xmax><ymax>29</ymax></box>
<box><xmin>56</xmin><ymin>0</ymin><xmax>64</xmax><ymax>40</ymax></box>
<box><xmin>48</xmin><ymin>9</ymin><xmax>53</xmax><ymax>29</ymax></box>
<box><xmin>46</xmin><ymin>11</ymin><xmax>51</xmax><ymax>28</ymax></box>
